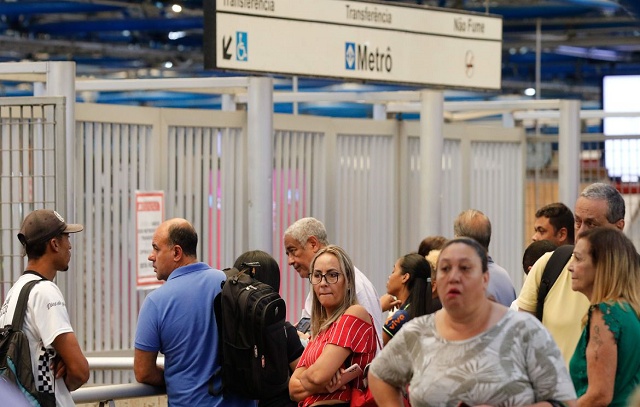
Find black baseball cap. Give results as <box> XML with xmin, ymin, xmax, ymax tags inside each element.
<box><xmin>17</xmin><ymin>209</ymin><xmax>83</xmax><ymax>247</ymax></box>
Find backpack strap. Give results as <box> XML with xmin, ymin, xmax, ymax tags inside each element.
<box><xmin>209</xmin><ymin>288</ymin><xmax>224</xmax><ymax>396</ymax></box>
<box><xmin>535</xmin><ymin>245</ymin><xmax>574</xmax><ymax>322</ymax></box>
<box><xmin>10</xmin><ymin>279</ymin><xmax>45</xmax><ymax>331</ymax></box>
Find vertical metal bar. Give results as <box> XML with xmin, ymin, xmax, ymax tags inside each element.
<box><xmin>103</xmin><ymin>125</ymin><xmax>113</xmax><ymax>352</ymax></box>
<box><xmin>247</xmin><ymin>77</ymin><xmax>274</xmax><ymax>252</ymax></box>
<box><xmin>184</xmin><ymin>127</ymin><xmax>195</xmax><ymax>221</ymax></box>
<box><xmin>1</xmin><ymin>105</ymin><xmax>11</xmax><ymax>293</ymax></box>
<box><xmin>119</xmin><ymin>124</ymin><xmax>129</xmax><ymax>355</ymax></box>
<box><xmin>194</xmin><ymin>127</ymin><xmax>204</xmax><ymax>259</ymax></box>
<box><xmin>373</xmin><ymin>104</ymin><xmax>387</xmax><ymax>121</ymax></box>
<box><xmin>201</xmin><ymin>127</ymin><xmax>212</xmax><ymax>265</ymax></box>
<box><xmin>536</xmin><ymin>18</ymin><xmax>542</xmax><ymax>100</ymax></box>
<box><xmin>420</xmin><ymin>90</ymin><xmax>444</xmax><ymax>236</ymax></box>
<box><xmin>292</xmin><ymin>76</ymin><xmax>298</xmax><ymax>116</ymax></box>
<box><xmin>221</xmin><ymin>94</ymin><xmax>237</xmax><ymax>112</ymax></box>
<box><xmin>234</xmin><ymin>125</ymin><xmax>246</xmax><ymax>263</ymax></box>
<box><xmin>219</xmin><ymin>127</ymin><xmax>229</xmax><ymax>267</ymax></box>
<box><xmin>45</xmin><ymin>62</ymin><xmax>75</xmax><ymax>220</ymax></box>
<box><xmin>559</xmin><ymin>100</ymin><xmax>581</xmax><ymax>207</ymax></box>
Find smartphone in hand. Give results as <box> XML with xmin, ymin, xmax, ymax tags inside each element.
<box><xmin>296</xmin><ymin>317</ymin><xmax>311</xmax><ymax>334</ymax></box>
<box><xmin>327</xmin><ymin>364</ymin><xmax>363</xmax><ymax>393</ymax></box>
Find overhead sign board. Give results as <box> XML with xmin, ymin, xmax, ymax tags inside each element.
<box><xmin>205</xmin><ymin>0</ymin><xmax>502</xmax><ymax>90</ymax></box>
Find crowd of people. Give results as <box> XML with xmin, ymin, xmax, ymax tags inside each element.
<box><xmin>2</xmin><ymin>181</ymin><xmax>640</xmax><ymax>407</ymax></box>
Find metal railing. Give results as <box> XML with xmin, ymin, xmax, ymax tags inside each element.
<box><xmin>72</xmin><ymin>383</ymin><xmax>166</xmax><ymax>405</ymax></box>
<box><xmin>72</xmin><ymin>357</ymin><xmax>166</xmax><ymax>404</ymax></box>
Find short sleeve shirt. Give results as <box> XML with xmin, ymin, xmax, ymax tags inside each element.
<box><xmin>517</xmin><ymin>251</ymin><xmax>590</xmax><ymax>364</ymax></box>
<box><xmin>0</xmin><ymin>273</ymin><xmax>75</xmax><ymax>406</ymax></box>
<box><xmin>370</xmin><ymin>310</ymin><xmax>576</xmax><ymax>407</ymax></box>
<box><xmin>297</xmin><ymin>314</ymin><xmax>377</xmax><ymax>407</ymax></box>
<box><xmin>570</xmin><ymin>302</ymin><xmax>640</xmax><ymax>407</ymax></box>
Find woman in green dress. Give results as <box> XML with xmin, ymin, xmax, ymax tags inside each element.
<box><xmin>568</xmin><ymin>227</ymin><xmax>640</xmax><ymax>406</ymax></box>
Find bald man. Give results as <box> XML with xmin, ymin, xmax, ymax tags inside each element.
<box><xmin>134</xmin><ymin>218</ymin><xmax>253</xmax><ymax>406</ymax></box>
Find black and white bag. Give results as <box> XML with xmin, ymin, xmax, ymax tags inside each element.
<box><xmin>0</xmin><ymin>279</ymin><xmax>55</xmax><ymax>407</ymax></box>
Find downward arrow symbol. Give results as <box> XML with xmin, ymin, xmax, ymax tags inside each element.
<box><xmin>222</xmin><ymin>36</ymin><xmax>232</xmax><ymax>60</ymax></box>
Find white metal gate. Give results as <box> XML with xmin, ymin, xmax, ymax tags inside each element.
<box><xmin>1</xmin><ymin>97</ymin><xmax>526</xmax><ymax>386</ymax></box>
<box><xmin>0</xmin><ymin>96</ymin><xmax>67</xmax><ymax>298</ymax></box>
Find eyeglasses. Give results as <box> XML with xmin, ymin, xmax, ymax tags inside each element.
<box><xmin>310</xmin><ymin>271</ymin><xmax>342</xmax><ymax>285</ymax></box>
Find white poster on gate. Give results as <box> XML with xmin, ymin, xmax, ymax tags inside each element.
<box><xmin>135</xmin><ymin>191</ymin><xmax>165</xmax><ymax>289</ymax></box>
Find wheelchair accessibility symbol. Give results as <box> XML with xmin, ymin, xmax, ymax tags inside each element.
<box><xmin>236</xmin><ymin>32</ymin><xmax>248</xmax><ymax>62</ymax></box>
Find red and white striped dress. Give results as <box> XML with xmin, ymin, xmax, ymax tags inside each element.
<box><xmin>296</xmin><ymin>314</ymin><xmax>377</xmax><ymax>407</ymax></box>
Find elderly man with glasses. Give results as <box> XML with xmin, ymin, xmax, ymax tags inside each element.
<box><xmin>284</xmin><ymin>217</ymin><xmax>382</xmax><ymax>345</ymax></box>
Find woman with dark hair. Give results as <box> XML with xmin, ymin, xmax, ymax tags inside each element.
<box><xmin>568</xmin><ymin>227</ymin><xmax>640</xmax><ymax>406</ymax></box>
<box><xmin>382</xmin><ymin>253</ymin><xmax>441</xmax><ymax>345</ymax></box>
<box><xmin>368</xmin><ymin>237</ymin><xmax>576</xmax><ymax>406</ymax></box>
<box><xmin>417</xmin><ymin>235</ymin><xmax>448</xmax><ymax>257</ymax></box>
<box><xmin>233</xmin><ymin>250</ymin><xmax>304</xmax><ymax>407</ymax></box>
<box><xmin>233</xmin><ymin>249</ymin><xmax>282</xmax><ymax>292</ymax></box>
<box><xmin>289</xmin><ymin>245</ymin><xmax>377</xmax><ymax>407</ymax></box>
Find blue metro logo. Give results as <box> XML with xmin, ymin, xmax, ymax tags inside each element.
<box><xmin>345</xmin><ymin>42</ymin><xmax>356</xmax><ymax>70</ymax></box>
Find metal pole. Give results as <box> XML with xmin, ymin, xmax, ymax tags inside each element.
<box><xmin>44</xmin><ymin>62</ymin><xmax>76</xmax><ymax>215</ymax></box>
<box><xmin>373</xmin><ymin>104</ymin><xmax>387</xmax><ymax>120</ymax></box>
<box><xmin>221</xmin><ymin>94</ymin><xmax>236</xmax><ymax>111</ymax></box>
<box><xmin>44</xmin><ymin>61</ymin><xmax>76</xmax><ymax>316</ymax></box>
<box><xmin>293</xmin><ymin>76</ymin><xmax>298</xmax><ymax>115</ymax></box>
<box><xmin>536</xmin><ymin>18</ymin><xmax>541</xmax><ymax>100</ymax></box>
<box><xmin>419</xmin><ymin>90</ymin><xmax>444</xmax><ymax>236</ymax></box>
<box><xmin>247</xmin><ymin>77</ymin><xmax>274</xmax><ymax>252</ymax></box>
<box><xmin>534</xmin><ymin>18</ymin><xmax>542</xmax><ymax>210</ymax></box>
<box><xmin>558</xmin><ymin>100</ymin><xmax>581</xmax><ymax>207</ymax></box>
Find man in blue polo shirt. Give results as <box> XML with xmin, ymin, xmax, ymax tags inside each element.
<box><xmin>134</xmin><ymin>218</ymin><xmax>253</xmax><ymax>406</ymax></box>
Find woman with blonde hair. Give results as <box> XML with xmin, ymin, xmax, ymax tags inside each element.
<box><xmin>569</xmin><ymin>227</ymin><xmax>640</xmax><ymax>406</ymax></box>
<box><xmin>289</xmin><ymin>245</ymin><xmax>377</xmax><ymax>407</ymax></box>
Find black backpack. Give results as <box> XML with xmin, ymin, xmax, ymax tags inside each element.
<box><xmin>0</xmin><ymin>279</ymin><xmax>56</xmax><ymax>407</ymax></box>
<box><xmin>536</xmin><ymin>245</ymin><xmax>574</xmax><ymax>321</ymax></box>
<box><xmin>210</xmin><ymin>266</ymin><xmax>289</xmax><ymax>400</ymax></box>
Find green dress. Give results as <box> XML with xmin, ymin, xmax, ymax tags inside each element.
<box><xmin>569</xmin><ymin>302</ymin><xmax>640</xmax><ymax>407</ymax></box>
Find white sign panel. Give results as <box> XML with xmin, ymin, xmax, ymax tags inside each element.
<box><xmin>211</xmin><ymin>0</ymin><xmax>502</xmax><ymax>89</ymax></box>
<box><xmin>135</xmin><ymin>191</ymin><xmax>165</xmax><ymax>289</ymax></box>
<box><xmin>603</xmin><ymin>75</ymin><xmax>640</xmax><ymax>182</ymax></box>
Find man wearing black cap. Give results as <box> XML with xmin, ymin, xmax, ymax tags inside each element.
<box><xmin>0</xmin><ymin>209</ymin><xmax>89</xmax><ymax>405</ymax></box>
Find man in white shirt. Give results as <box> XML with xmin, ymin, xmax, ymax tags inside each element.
<box><xmin>283</xmin><ymin>217</ymin><xmax>382</xmax><ymax>344</ymax></box>
<box><xmin>0</xmin><ymin>209</ymin><xmax>89</xmax><ymax>406</ymax></box>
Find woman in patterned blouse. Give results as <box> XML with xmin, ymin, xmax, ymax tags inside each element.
<box><xmin>289</xmin><ymin>245</ymin><xmax>377</xmax><ymax>407</ymax></box>
<box><xmin>368</xmin><ymin>237</ymin><xmax>577</xmax><ymax>407</ymax></box>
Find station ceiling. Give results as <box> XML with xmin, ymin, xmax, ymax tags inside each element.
<box><xmin>0</xmin><ymin>0</ymin><xmax>638</xmax><ymax>114</ymax></box>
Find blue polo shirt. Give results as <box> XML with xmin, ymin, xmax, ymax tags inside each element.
<box><xmin>135</xmin><ymin>262</ymin><xmax>254</xmax><ymax>407</ymax></box>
